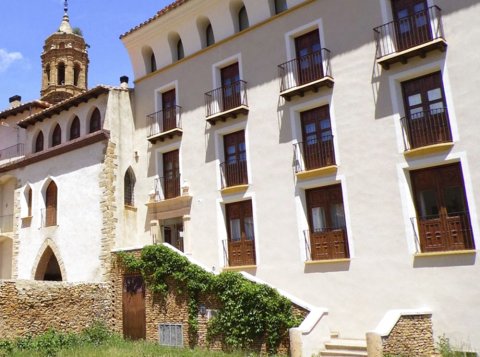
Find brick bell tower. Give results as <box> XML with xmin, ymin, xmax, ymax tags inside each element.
<box><xmin>40</xmin><ymin>0</ymin><xmax>89</xmax><ymax>104</ymax></box>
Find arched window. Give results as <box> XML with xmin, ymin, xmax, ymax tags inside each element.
<box><xmin>52</xmin><ymin>124</ymin><xmax>61</xmax><ymax>147</ymax></box>
<box><xmin>45</xmin><ymin>181</ymin><xmax>57</xmax><ymax>227</ymax></box>
<box><xmin>69</xmin><ymin>116</ymin><xmax>80</xmax><ymax>140</ymax></box>
<box><xmin>150</xmin><ymin>53</ymin><xmax>157</xmax><ymax>73</ymax></box>
<box><xmin>176</xmin><ymin>39</ymin><xmax>185</xmax><ymax>61</ymax></box>
<box><xmin>274</xmin><ymin>0</ymin><xmax>287</xmax><ymax>14</ymax></box>
<box><xmin>73</xmin><ymin>64</ymin><xmax>81</xmax><ymax>86</ymax></box>
<box><xmin>46</xmin><ymin>64</ymin><xmax>51</xmax><ymax>84</ymax></box>
<box><xmin>206</xmin><ymin>24</ymin><xmax>215</xmax><ymax>47</ymax></box>
<box><xmin>238</xmin><ymin>6</ymin><xmax>249</xmax><ymax>31</ymax></box>
<box><xmin>57</xmin><ymin>62</ymin><xmax>65</xmax><ymax>85</ymax></box>
<box><xmin>124</xmin><ymin>168</ymin><xmax>136</xmax><ymax>206</ymax></box>
<box><xmin>89</xmin><ymin>108</ymin><xmax>101</xmax><ymax>133</ymax></box>
<box><xmin>35</xmin><ymin>131</ymin><xmax>44</xmax><ymax>153</ymax></box>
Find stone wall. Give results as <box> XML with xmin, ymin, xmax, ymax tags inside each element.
<box><xmin>382</xmin><ymin>314</ymin><xmax>435</xmax><ymax>357</ymax></box>
<box><xmin>0</xmin><ymin>280</ymin><xmax>112</xmax><ymax>339</ymax></box>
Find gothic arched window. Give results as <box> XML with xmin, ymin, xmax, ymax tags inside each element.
<box><xmin>238</xmin><ymin>6</ymin><xmax>249</xmax><ymax>32</ymax></box>
<box><xmin>57</xmin><ymin>62</ymin><xmax>65</xmax><ymax>85</ymax></box>
<box><xmin>89</xmin><ymin>108</ymin><xmax>101</xmax><ymax>133</ymax></box>
<box><xmin>177</xmin><ymin>39</ymin><xmax>185</xmax><ymax>61</ymax></box>
<box><xmin>124</xmin><ymin>168</ymin><xmax>136</xmax><ymax>206</ymax></box>
<box><xmin>206</xmin><ymin>24</ymin><xmax>215</xmax><ymax>47</ymax></box>
<box><xmin>45</xmin><ymin>181</ymin><xmax>58</xmax><ymax>227</ymax></box>
<box><xmin>52</xmin><ymin>124</ymin><xmax>61</xmax><ymax>147</ymax></box>
<box><xmin>35</xmin><ymin>131</ymin><xmax>44</xmax><ymax>153</ymax></box>
<box><xmin>69</xmin><ymin>116</ymin><xmax>80</xmax><ymax>140</ymax></box>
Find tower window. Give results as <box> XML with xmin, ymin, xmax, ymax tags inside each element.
<box><xmin>57</xmin><ymin>62</ymin><xmax>65</xmax><ymax>85</ymax></box>
<box><xmin>46</xmin><ymin>64</ymin><xmax>51</xmax><ymax>84</ymax></box>
<box><xmin>73</xmin><ymin>64</ymin><xmax>81</xmax><ymax>86</ymax></box>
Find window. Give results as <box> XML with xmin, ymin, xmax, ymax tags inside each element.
<box><xmin>46</xmin><ymin>64</ymin><xmax>51</xmax><ymax>84</ymax></box>
<box><xmin>73</xmin><ymin>64</ymin><xmax>80</xmax><ymax>86</ymax></box>
<box><xmin>34</xmin><ymin>131</ymin><xmax>44</xmax><ymax>153</ymax></box>
<box><xmin>159</xmin><ymin>324</ymin><xmax>183</xmax><ymax>347</ymax></box>
<box><xmin>226</xmin><ymin>200</ymin><xmax>255</xmax><ymax>266</ymax></box>
<box><xmin>124</xmin><ymin>167</ymin><xmax>136</xmax><ymax>206</ymax></box>
<box><xmin>150</xmin><ymin>53</ymin><xmax>157</xmax><ymax>72</ymax></box>
<box><xmin>89</xmin><ymin>108</ymin><xmax>101</xmax><ymax>133</ymax></box>
<box><xmin>57</xmin><ymin>62</ymin><xmax>65</xmax><ymax>85</ymax></box>
<box><xmin>206</xmin><ymin>24</ymin><xmax>215</xmax><ymax>47</ymax></box>
<box><xmin>69</xmin><ymin>116</ymin><xmax>80</xmax><ymax>140</ymax></box>
<box><xmin>274</xmin><ymin>0</ymin><xmax>287</xmax><ymax>14</ymax></box>
<box><xmin>45</xmin><ymin>181</ymin><xmax>57</xmax><ymax>227</ymax></box>
<box><xmin>306</xmin><ymin>185</ymin><xmax>349</xmax><ymax>260</ymax></box>
<box><xmin>238</xmin><ymin>6</ymin><xmax>249</xmax><ymax>31</ymax></box>
<box><xmin>401</xmin><ymin>72</ymin><xmax>451</xmax><ymax>149</ymax></box>
<box><xmin>410</xmin><ymin>163</ymin><xmax>474</xmax><ymax>253</ymax></box>
<box><xmin>298</xmin><ymin>105</ymin><xmax>335</xmax><ymax>171</ymax></box>
<box><xmin>162</xmin><ymin>150</ymin><xmax>180</xmax><ymax>199</ymax></box>
<box><xmin>220</xmin><ymin>63</ymin><xmax>241</xmax><ymax>111</ymax></box>
<box><xmin>295</xmin><ymin>29</ymin><xmax>323</xmax><ymax>85</ymax></box>
<box><xmin>51</xmin><ymin>124</ymin><xmax>61</xmax><ymax>147</ymax></box>
<box><xmin>222</xmin><ymin>131</ymin><xmax>248</xmax><ymax>188</ymax></box>
<box><xmin>176</xmin><ymin>39</ymin><xmax>184</xmax><ymax>61</ymax></box>
<box><xmin>392</xmin><ymin>0</ymin><xmax>432</xmax><ymax>51</ymax></box>
<box><xmin>25</xmin><ymin>186</ymin><xmax>32</xmax><ymax>217</ymax></box>
<box><xmin>162</xmin><ymin>89</ymin><xmax>177</xmax><ymax>132</ymax></box>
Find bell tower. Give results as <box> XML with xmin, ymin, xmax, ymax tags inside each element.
<box><xmin>40</xmin><ymin>0</ymin><xmax>89</xmax><ymax>104</ymax></box>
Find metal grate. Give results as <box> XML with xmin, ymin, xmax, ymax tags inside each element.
<box><xmin>158</xmin><ymin>324</ymin><xmax>183</xmax><ymax>347</ymax></box>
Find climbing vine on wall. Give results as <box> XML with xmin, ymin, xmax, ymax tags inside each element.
<box><xmin>118</xmin><ymin>245</ymin><xmax>302</xmax><ymax>354</ymax></box>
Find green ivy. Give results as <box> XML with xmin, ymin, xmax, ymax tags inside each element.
<box><xmin>118</xmin><ymin>245</ymin><xmax>302</xmax><ymax>354</ymax></box>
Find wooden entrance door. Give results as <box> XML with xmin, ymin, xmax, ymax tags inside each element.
<box><xmin>226</xmin><ymin>200</ymin><xmax>256</xmax><ymax>266</ymax></box>
<box><xmin>162</xmin><ymin>89</ymin><xmax>176</xmax><ymax>132</ymax></box>
<box><xmin>401</xmin><ymin>72</ymin><xmax>451</xmax><ymax>149</ymax></box>
<box><xmin>300</xmin><ymin>106</ymin><xmax>335</xmax><ymax>170</ymax></box>
<box><xmin>223</xmin><ymin>131</ymin><xmax>247</xmax><ymax>187</ymax></box>
<box><xmin>392</xmin><ymin>0</ymin><xmax>432</xmax><ymax>51</ymax></box>
<box><xmin>163</xmin><ymin>150</ymin><xmax>180</xmax><ymax>199</ymax></box>
<box><xmin>221</xmin><ymin>63</ymin><xmax>240</xmax><ymax>112</ymax></box>
<box><xmin>306</xmin><ymin>185</ymin><xmax>349</xmax><ymax>260</ymax></box>
<box><xmin>45</xmin><ymin>181</ymin><xmax>57</xmax><ymax>227</ymax></box>
<box><xmin>295</xmin><ymin>29</ymin><xmax>322</xmax><ymax>85</ymax></box>
<box><xmin>122</xmin><ymin>275</ymin><xmax>146</xmax><ymax>340</ymax></box>
<box><xmin>411</xmin><ymin>163</ymin><xmax>474</xmax><ymax>252</ymax></box>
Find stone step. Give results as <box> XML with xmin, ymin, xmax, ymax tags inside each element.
<box><xmin>319</xmin><ymin>338</ymin><xmax>368</xmax><ymax>357</ymax></box>
<box><xmin>319</xmin><ymin>350</ymin><xmax>368</xmax><ymax>357</ymax></box>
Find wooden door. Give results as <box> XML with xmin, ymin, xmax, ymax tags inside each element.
<box><xmin>163</xmin><ymin>150</ymin><xmax>180</xmax><ymax>199</ymax></box>
<box><xmin>226</xmin><ymin>201</ymin><xmax>256</xmax><ymax>266</ymax></box>
<box><xmin>122</xmin><ymin>275</ymin><xmax>146</xmax><ymax>340</ymax></box>
<box><xmin>221</xmin><ymin>63</ymin><xmax>240</xmax><ymax>111</ymax></box>
<box><xmin>306</xmin><ymin>185</ymin><xmax>348</xmax><ymax>260</ymax></box>
<box><xmin>392</xmin><ymin>0</ymin><xmax>432</xmax><ymax>51</ymax></box>
<box><xmin>223</xmin><ymin>131</ymin><xmax>247</xmax><ymax>187</ymax></box>
<box><xmin>295</xmin><ymin>29</ymin><xmax>322</xmax><ymax>85</ymax></box>
<box><xmin>301</xmin><ymin>106</ymin><xmax>334</xmax><ymax>170</ymax></box>
<box><xmin>162</xmin><ymin>89</ymin><xmax>176</xmax><ymax>132</ymax></box>
<box><xmin>402</xmin><ymin>72</ymin><xmax>450</xmax><ymax>149</ymax></box>
<box><xmin>411</xmin><ymin>163</ymin><xmax>474</xmax><ymax>252</ymax></box>
<box><xmin>45</xmin><ymin>181</ymin><xmax>57</xmax><ymax>226</ymax></box>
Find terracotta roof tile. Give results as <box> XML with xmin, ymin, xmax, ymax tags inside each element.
<box><xmin>0</xmin><ymin>101</ymin><xmax>51</xmax><ymax>121</ymax></box>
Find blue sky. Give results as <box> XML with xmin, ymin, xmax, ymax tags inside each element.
<box><xmin>0</xmin><ymin>0</ymin><xmax>172</xmax><ymax>108</ymax></box>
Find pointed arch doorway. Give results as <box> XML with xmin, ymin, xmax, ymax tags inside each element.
<box><xmin>34</xmin><ymin>244</ymin><xmax>64</xmax><ymax>281</ymax></box>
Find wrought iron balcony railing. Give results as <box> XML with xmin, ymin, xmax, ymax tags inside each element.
<box><xmin>154</xmin><ymin>173</ymin><xmax>181</xmax><ymax>201</ymax></box>
<box><xmin>400</xmin><ymin>108</ymin><xmax>452</xmax><ymax>151</ymax></box>
<box><xmin>222</xmin><ymin>239</ymin><xmax>256</xmax><ymax>267</ymax></box>
<box><xmin>410</xmin><ymin>211</ymin><xmax>474</xmax><ymax>253</ymax></box>
<box><xmin>220</xmin><ymin>160</ymin><xmax>248</xmax><ymax>189</ymax></box>
<box><xmin>146</xmin><ymin>106</ymin><xmax>182</xmax><ymax>138</ymax></box>
<box><xmin>205</xmin><ymin>80</ymin><xmax>248</xmax><ymax>118</ymax></box>
<box><xmin>303</xmin><ymin>228</ymin><xmax>349</xmax><ymax>261</ymax></box>
<box><xmin>293</xmin><ymin>136</ymin><xmax>336</xmax><ymax>173</ymax></box>
<box><xmin>41</xmin><ymin>208</ymin><xmax>57</xmax><ymax>227</ymax></box>
<box><xmin>278</xmin><ymin>48</ymin><xmax>332</xmax><ymax>94</ymax></box>
<box><xmin>0</xmin><ymin>214</ymin><xmax>13</xmax><ymax>234</ymax></box>
<box><xmin>374</xmin><ymin>6</ymin><xmax>445</xmax><ymax>60</ymax></box>
<box><xmin>0</xmin><ymin>144</ymin><xmax>24</xmax><ymax>163</ymax></box>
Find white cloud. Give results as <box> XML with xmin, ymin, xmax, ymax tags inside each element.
<box><xmin>0</xmin><ymin>49</ymin><xmax>23</xmax><ymax>73</ymax></box>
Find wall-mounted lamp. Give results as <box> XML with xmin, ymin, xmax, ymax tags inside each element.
<box><xmin>199</xmin><ymin>304</ymin><xmax>206</xmax><ymax>317</ymax></box>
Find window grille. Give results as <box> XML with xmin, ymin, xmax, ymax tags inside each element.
<box><xmin>158</xmin><ymin>324</ymin><xmax>183</xmax><ymax>347</ymax></box>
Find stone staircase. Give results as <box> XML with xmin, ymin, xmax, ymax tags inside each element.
<box><xmin>319</xmin><ymin>333</ymin><xmax>368</xmax><ymax>357</ymax></box>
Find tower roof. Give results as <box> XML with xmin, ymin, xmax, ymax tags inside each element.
<box><xmin>58</xmin><ymin>0</ymin><xmax>73</xmax><ymax>34</ymax></box>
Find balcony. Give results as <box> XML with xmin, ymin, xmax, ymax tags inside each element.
<box><xmin>411</xmin><ymin>212</ymin><xmax>475</xmax><ymax>254</ymax></box>
<box><xmin>41</xmin><ymin>208</ymin><xmax>57</xmax><ymax>227</ymax></box>
<box><xmin>0</xmin><ymin>144</ymin><xmax>24</xmax><ymax>165</ymax></box>
<box><xmin>0</xmin><ymin>214</ymin><xmax>13</xmax><ymax>235</ymax></box>
<box><xmin>220</xmin><ymin>160</ymin><xmax>248</xmax><ymax>193</ymax></box>
<box><xmin>400</xmin><ymin>108</ymin><xmax>452</xmax><ymax>156</ymax></box>
<box><xmin>222</xmin><ymin>239</ymin><xmax>256</xmax><ymax>268</ymax></box>
<box><xmin>147</xmin><ymin>175</ymin><xmax>192</xmax><ymax>220</ymax></box>
<box><xmin>205</xmin><ymin>80</ymin><xmax>248</xmax><ymax>125</ymax></box>
<box><xmin>303</xmin><ymin>228</ymin><xmax>349</xmax><ymax>262</ymax></box>
<box><xmin>293</xmin><ymin>137</ymin><xmax>336</xmax><ymax>179</ymax></box>
<box><xmin>146</xmin><ymin>106</ymin><xmax>182</xmax><ymax>144</ymax></box>
<box><xmin>278</xmin><ymin>48</ymin><xmax>333</xmax><ymax>101</ymax></box>
<box><xmin>374</xmin><ymin>6</ymin><xmax>446</xmax><ymax>69</ymax></box>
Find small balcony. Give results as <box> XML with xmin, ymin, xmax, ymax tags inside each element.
<box><xmin>303</xmin><ymin>228</ymin><xmax>349</xmax><ymax>262</ymax></box>
<box><xmin>205</xmin><ymin>80</ymin><xmax>249</xmax><ymax>125</ymax></box>
<box><xmin>146</xmin><ymin>106</ymin><xmax>182</xmax><ymax>144</ymax></box>
<box><xmin>400</xmin><ymin>108</ymin><xmax>452</xmax><ymax>155</ymax></box>
<box><xmin>0</xmin><ymin>144</ymin><xmax>24</xmax><ymax>165</ymax></box>
<box><xmin>293</xmin><ymin>137</ymin><xmax>336</xmax><ymax>179</ymax></box>
<box><xmin>222</xmin><ymin>239</ymin><xmax>256</xmax><ymax>268</ymax></box>
<box><xmin>278</xmin><ymin>48</ymin><xmax>333</xmax><ymax>101</ymax></box>
<box><xmin>374</xmin><ymin>6</ymin><xmax>446</xmax><ymax>69</ymax></box>
<box><xmin>0</xmin><ymin>214</ymin><xmax>13</xmax><ymax>234</ymax></box>
<box><xmin>411</xmin><ymin>212</ymin><xmax>475</xmax><ymax>254</ymax></box>
<box><xmin>41</xmin><ymin>208</ymin><xmax>57</xmax><ymax>227</ymax></box>
<box><xmin>220</xmin><ymin>160</ymin><xmax>248</xmax><ymax>192</ymax></box>
<box><xmin>147</xmin><ymin>175</ymin><xmax>192</xmax><ymax>220</ymax></box>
